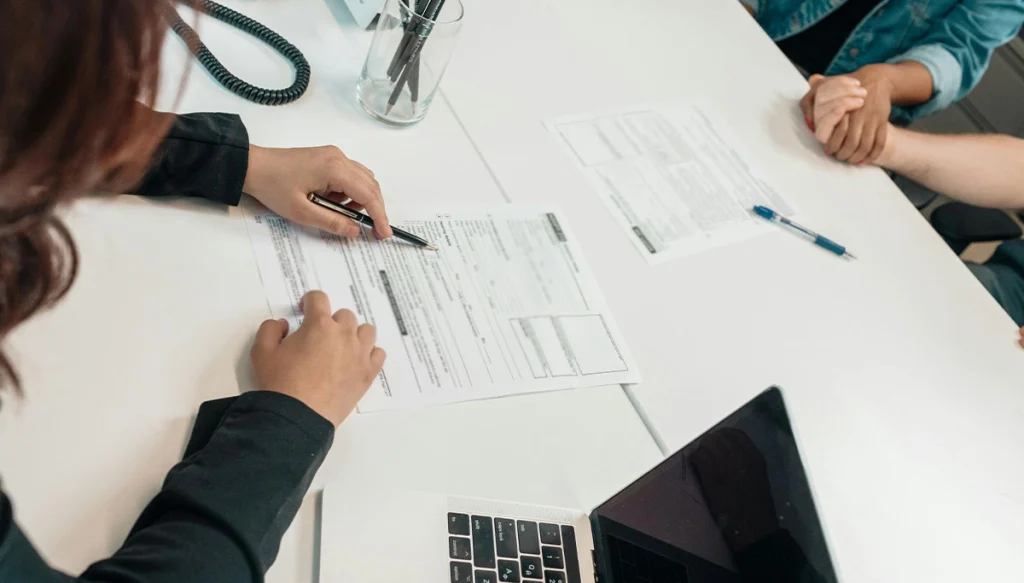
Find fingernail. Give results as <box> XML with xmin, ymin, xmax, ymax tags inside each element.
<box><xmin>855</xmin><ymin>161</ymin><xmax>864</xmax><ymax>165</ymax></box>
<box><xmin>805</xmin><ymin>117</ymin><xmax>813</xmax><ymax>129</ymax></box>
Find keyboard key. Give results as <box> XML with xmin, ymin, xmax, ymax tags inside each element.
<box><xmin>560</xmin><ymin>526</ymin><xmax>581</xmax><ymax>583</ymax></box>
<box><xmin>544</xmin><ymin>571</ymin><xmax>565</xmax><ymax>583</ymax></box>
<box><xmin>498</xmin><ymin>559</ymin><xmax>521</xmax><ymax>582</ymax></box>
<box><xmin>495</xmin><ymin>518</ymin><xmax>518</xmax><ymax>558</ymax></box>
<box><xmin>449</xmin><ymin>513</ymin><xmax>471</xmax><ymax>536</ymax></box>
<box><xmin>450</xmin><ymin>536</ymin><xmax>472</xmax><ymax>560</ymax></box>
<box><xmin>451</xmin><ymin>561</ymin><xmax>472</xmax><ymax>583</ymax></box>
<box><xmin>539</xmin><ymin>523</ymin><xmax>561</xmax><ymax>545</ymax></box>
<box><xmin>472</xmin><ymin>516</ymin><xmax>496</xmax><ymax>569</ymax></box>
<box><xmin>517</xmin><ymin>521</ymin><xmax>541</xmax><ymax>555</ymax></box>
<box><xmin>542</xmin><ymin>546</ymin><xmax>564</xmax><ymax>569</ymax></box>
<box><xmin>520</xmin><ymin>556</ymin><xmax>542</xmax><ymax>579</ymax></box>
<box><xmin>475</xmin><ymin>570</ymin><xmax>498</xmax><ymax>583</ymax></box>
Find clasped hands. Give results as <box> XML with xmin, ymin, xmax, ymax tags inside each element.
<box><xmin>799</xmin><ymin>65</ymin><xmax>896</xmax><ymax>166</ymax></box>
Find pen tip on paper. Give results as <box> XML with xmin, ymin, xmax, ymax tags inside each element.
<box><xmin>845</xmin><ymin>252</ymin><xmax>857</xmax><ymax>260</ymax></box>
<box><xmin>385</xmin><ymin>104</ymin><xmax>394</xmax><ymax>115</ymax></box>
<box><xmin>425</xmin><ymin>244</ymin><xmax>438</xmax><ymax>251</ymax></box>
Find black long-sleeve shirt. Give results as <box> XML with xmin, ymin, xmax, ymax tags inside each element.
<box><xmin>135</xmin><ymin>111</ymin><xmax>250</xmax><ymax>205</ymax></box>
<box><xmin>0</xmin><ymin>113</ymin><xmax>332</xmax><ymax>582</ymax></box>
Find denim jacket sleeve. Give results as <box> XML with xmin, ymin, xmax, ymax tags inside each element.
<box><xmin>890</xmin><ymin>0</ymin><xmax>1024</xmax><ymax>120</ymax></box>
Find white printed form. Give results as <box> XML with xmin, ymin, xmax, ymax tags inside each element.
<box><xmin>549</xmin><ymin>104</ymin><xmax>797</xmax><ymax>264</ymax></box>
<box><xmin>244</xmin><ymin>206</ymin><xmax>639</xmax><ymax>412</ymax></box>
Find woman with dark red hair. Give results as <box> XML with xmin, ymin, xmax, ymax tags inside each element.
<box><xmin>0</xmin><ymin>2</ymin><xmax>391</xmax><ymax>581</ymax></box>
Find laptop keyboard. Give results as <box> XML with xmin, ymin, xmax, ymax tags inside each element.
<box><xmin>448</xmin><ymin>513</ymin><xmax>582</xmax><ymax>583</ymax></box>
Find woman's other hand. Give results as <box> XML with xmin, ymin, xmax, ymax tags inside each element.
<box><xmin>250</xmin><ymin>290</ymin><xmax>386</xmax><ymax>427</ymax></box>
<box><xmin>243</xmin><ymin>145</ymin><xmax>393</xmax><ymax>239</ymax></box>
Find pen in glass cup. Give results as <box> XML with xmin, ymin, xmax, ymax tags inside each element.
<box><xmin>307</xmin><ymin>193</ymin><xmax>437</xmax><ymax>251</ymax></box>
<box><xmin>386</xmin><ymin>0</ymin><xmax>446</xmax><ymax>115</ymax></box>
<box><xmin>752</xmin><ymin>205</ymin><xmax>856</xmax><ymax>260</ymax></box>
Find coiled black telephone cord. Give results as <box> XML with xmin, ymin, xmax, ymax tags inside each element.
<box><xmin>169</xmin><ymin>0</ymin><xmax>310</xmax><ymax>106</ymax></box>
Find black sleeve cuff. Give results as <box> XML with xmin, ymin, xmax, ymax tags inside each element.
<box><xmin>230</xmin><ymin>391</ymin><xmax>334</xmax><ymax>443</ymax></box>
<box><xmin>184</xmin><ymin>396</ymin><xmax>238</xmax><ymax>458</ymax></box>
<box><xmin>133</xmin><ymin>112</ymin><xmax>249</xmax><ymax>206</ymax></box>
<box><xmin>183</xmin><ymin>392</ymin><xmax>333</xmax><ymax>460</ymax></box>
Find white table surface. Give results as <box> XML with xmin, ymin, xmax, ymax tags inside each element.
<box><xmin>440</xmin><ymin>0</ymin><xmax>1024</xmax><ymax>581</ymax></box>
<box><xmin>0</xmin><ymin>2</ymin><xmax>661</xmax><ymax>582</ymax></box>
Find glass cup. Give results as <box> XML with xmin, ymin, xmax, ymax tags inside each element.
<box><xmin>357</xmin><ymin>0</ymin><xmax>465</xmax><ymax>126</ymax></box>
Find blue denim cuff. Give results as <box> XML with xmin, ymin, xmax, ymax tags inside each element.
<box><xmin>888</xmin><ymin>43</ymin><xmax>963</xmax><ymax>121</ymax></box>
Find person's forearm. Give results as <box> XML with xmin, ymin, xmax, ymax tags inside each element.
<box><xmin>854</xmin><ymin>62</ymin><xmax>933</xmax><ymax>107</ymax></box>
<box><xmin>878</xmin><ymin>127</ymin><xmax>1024</xmax><ymax>208</ymax></box>
<box><xmin>887</xmin><ymin>61</ymin><xmax>934</xmax><ymax>105</ymax></box>
<box><xmin>0</xmin><ymin>392</ymin><xmax>333</xmax><ymax>583</ymax></box>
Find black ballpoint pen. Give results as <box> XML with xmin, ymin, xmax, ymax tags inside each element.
<box><xmin>307</xmin><ymin>193</ymin><xmax>438</xmax><ymax>251</ymax></box>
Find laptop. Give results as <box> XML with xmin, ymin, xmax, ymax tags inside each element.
<box><xmin>319</xmin><ymin>388</ymin><xmax>838</xmax><ymax>583</ymax></box>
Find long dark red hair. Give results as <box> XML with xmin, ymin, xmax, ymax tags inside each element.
<box><xmin>0</xmin><ymin>1</ymin><xmax>178</xmax><ymax>396</ymax></box>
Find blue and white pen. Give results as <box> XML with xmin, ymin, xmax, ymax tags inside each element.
<box><xmin>752</xmin><ymin>205</ymin><xmax>856</xmax><ymax>260</ymax></box>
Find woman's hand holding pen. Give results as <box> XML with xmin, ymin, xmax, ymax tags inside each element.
<box><xmin>243</xmin><ymin>145</ymin><xmax>394</xmax><ymax>239</ymax></box>
<box><xmin>251</xmin><ymin>290</ymin><xmax>386</xmax><ymax>426</ymax></box>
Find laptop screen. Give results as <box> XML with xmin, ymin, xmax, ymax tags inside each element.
<box><xmin>591</xmin><ymin>388</ymin><xmax>837</xmax><ymax>583</ymax></box>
